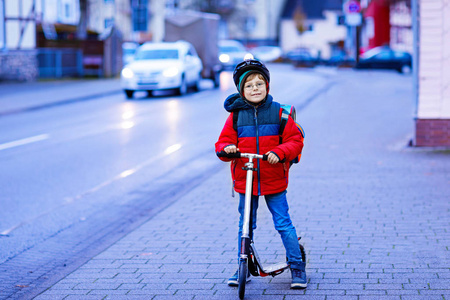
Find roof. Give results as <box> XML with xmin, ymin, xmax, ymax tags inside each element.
<box><xmin>281</xmin><ymin>0</ymin><xmax>343</xmax><ymax>20</ymax></box>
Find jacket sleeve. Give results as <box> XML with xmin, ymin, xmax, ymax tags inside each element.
<box><xmin>215</xmin><ymin>113</ymin><xmax>238</xmax><ymax>162</ymax></box>
<box><xmin>270</xmin><ymin>115</ymin><xmax>304</xmax><ymax>162</ymax></box>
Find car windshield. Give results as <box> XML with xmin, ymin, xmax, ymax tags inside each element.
<box><xmin>134</xmin><ymin>49</ymin><xmax>179</xmax><ymax>60</ymax></box>
<box><xmin>123</xmin><ymin>49</ymin><xmax>136</xmax><ymax>55</ymax></box>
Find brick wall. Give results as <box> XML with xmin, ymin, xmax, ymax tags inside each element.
<box><xmin>415</xmin><ymin>119</ymin><xmax>450</xmax><ymax>146</ymax></box>
<box><xmin>0</xmin><ymin>51</ymin><xmax>38</xmax><ymax>82</ymax></box>
<box><xmin>415</xmin><ymin>0</ymin><xmax>450</xmax><ymax>147</ymax></box>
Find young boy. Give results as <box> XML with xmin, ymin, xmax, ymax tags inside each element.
<box><xmin>215</xmin><ymin>59</ymin><xmax>306</xmax><ymax>289</ymax></box>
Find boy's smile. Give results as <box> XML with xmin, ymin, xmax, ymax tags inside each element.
<box><xmin>243</xmin><ymin>77</ymin><xmax>267</xmax><ymax>104</ymax></box>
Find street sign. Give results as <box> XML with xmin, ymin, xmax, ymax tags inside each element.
<box><xmin>344</xmin><ymin>0</ymin><xmax>362</xmax><ymax>26</ymax></box>
<box><xmin>345</xmin><ymin>0</ymin><xmax>361</xmax><ymax>14</ymax></box>
<box><xmin>345</xmin><ymin>13</ymin><xmax>362</xmax><ymax>26</ymax></box>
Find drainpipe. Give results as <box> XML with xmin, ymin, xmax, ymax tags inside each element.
<box><xmin>0</xmin><ymin>0</ymin><xmax>5</xmax><ymax>50</ymax></box>
<box><xmin>412</xmin><ymin>0</ymin><xmax>419</xmax><ymax>145</ymax></box>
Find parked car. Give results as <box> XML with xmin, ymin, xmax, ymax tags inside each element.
<box><xmin>250</xmin><ymin>46</ymin><xmax>282</xmax><ymax>62</ymax></box>
<box><xmin>218</xmin><ymin>40</ymin><xmax>252</xmax><ymax>69</ymax></box>
<box><xmin>122</xmin><ymin>42</ymin><xmax>139</xmax><ymax>66</ymax></box>
<box><xmin>326</xmin><ymin>52</ymin><xmax>356</xmax><ymax>67</ymax></box>
<box><xmin>120</xmin><ymin>41</ymin><xmax>203</xmax><ymax>98</ymax></box>
<box><xmin>284</xmin><ymin>48</ymin><xmax>317</xmax><ymax>68</ymax></box>
<box><xmin>356</xmin><ymin>46</ymin><xmax>412</xmax><ymax>73</ymax></box>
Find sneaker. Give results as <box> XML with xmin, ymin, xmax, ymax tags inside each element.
<box><xmin>227</xmin><ymin>269</ymin><xmax>251</xmax><ymax>287</ymax></box>
<box><xmin>290</xmin><ymin>268</ymin><xmax>307</xmax><ymax>289</ymax></box>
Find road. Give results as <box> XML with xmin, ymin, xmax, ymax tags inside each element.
<box><xmin>0</xmin><ymin>64</ymin><xmax>328</xmax><ymax>272</ymax></box>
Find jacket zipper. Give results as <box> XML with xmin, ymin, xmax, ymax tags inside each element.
<box><xmin>254</xmin><ymin>107</ymin><xmax>261</xmax><ymax>195</ymax></box>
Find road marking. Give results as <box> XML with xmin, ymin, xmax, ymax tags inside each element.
<box><xmin>0</xmin><ymin>134</ymin><xmax>49</xmax><ymax>151</ymax></box>
<box><xmin>0</xmin><ymin>143</ymin><xmax>183</xmax><ymax>235</ymax></box>
<box><xmin>68</xmin><ymin>143</ymin><xmax>183</xmax><ymax>201</ymax></box>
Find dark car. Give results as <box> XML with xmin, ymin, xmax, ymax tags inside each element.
<box><xmin>356</xmin><ymin>46</ymin><xmax>412</xmax><ymax>73</ymax></box>
<box><xmin>326</xmin><ymin>52</ymin><xmax>356</xmax><ymax>67</ymax></box>
<box><xmin>284</xmin><ymin>48</ymin><xmax>317</xmax><ymax>68</ymax></box>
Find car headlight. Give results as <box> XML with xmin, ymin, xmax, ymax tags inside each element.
<box><xmin>121</xmin><ymin>68</ymin><xmax>134</xmax><ymax>79</ymax></box>
<box><xmin>163</xmin><ymin>67</ymin><xmax>179</xmax><ymax>77</ymax></box>
<box><xmin>219</xmin><ymin>54</ymin><xmax>230</xmax><ymax>63</ymax></box>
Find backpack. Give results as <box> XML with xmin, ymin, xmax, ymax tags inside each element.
<box><xmin>279</xmin><ymin>104</ymin><xmax>304</xmax><ymax>166</ymax></box>
<box><xmin>232</xmin><ymin>103</ymin><xmax>305</xmax><ymax>166</ymax></box>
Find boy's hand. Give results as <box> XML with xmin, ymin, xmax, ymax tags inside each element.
<box><xmin>265</xmin><ymin>151</ymin><xmax>279</xmax><ymax>164</ymax></box>
<box><xmin>224</xmin><ymin>145</ymin><xmax>239</xmax><ymax>154</ymax></box>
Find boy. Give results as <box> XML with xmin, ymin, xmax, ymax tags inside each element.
<box><xmin>215</xmin><ymin>59</ymin><xmax>306</xmax><ymax>289</ymax></box>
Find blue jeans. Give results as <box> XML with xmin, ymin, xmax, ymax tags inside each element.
<box><xmin>238</xmin><ymin>190</ymin><xmax>303</xmax><ymax>270</ymax></box>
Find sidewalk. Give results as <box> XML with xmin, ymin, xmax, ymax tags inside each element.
<box><xmin>27</xmin><ymin>69</ymin><xmax>450</xmax><ymax>299</ymax></box>
<box><xmin>0</xmin><ymin>78</ymin><xmax>122</xmax><ymax>116</ymax></box>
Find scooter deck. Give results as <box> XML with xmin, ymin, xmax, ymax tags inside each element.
<box><xmin>260</xmin><ymin>262</ymin><xmax>289</xmax><ymax>274</ymax></box>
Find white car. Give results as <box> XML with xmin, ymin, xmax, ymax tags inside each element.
<box><xmin>121</xmin><ymin>41</ymin><xmax>203</xmax><ymax>98</ymax></box>
<box><xmin>122</xmin><ymin>42</ymin><xmax>139</xmax><ymax>66</ymax></box>
<box><xmin>251</xmin><ymin>46</ymin><xmax>282</xmax><ymax>62</ymax></box>
<box><xmin>218</xmin><ymin>40</ymin><xmax>253</xmax><ymax>69</ymax></box>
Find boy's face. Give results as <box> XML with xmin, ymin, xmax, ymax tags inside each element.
<box><xmin>243</xmin><ymin>75</ymin><xmax>267</xmax><ymax>104</ymax></box>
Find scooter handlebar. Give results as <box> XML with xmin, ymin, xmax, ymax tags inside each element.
<box><xmin>217</xmin><ymin>151</ymin><xmax>268</xmax><ymax>161</ymax></box>
<box><xmin>217</xmin><ymin>151</ymin><xmax>241</xmax><ymax>158</ymax></box>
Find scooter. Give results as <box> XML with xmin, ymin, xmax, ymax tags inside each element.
<box><xmin>217</xmin><ymin>151</ymin><xmax>306</xmax><ymax>299</ymax></box>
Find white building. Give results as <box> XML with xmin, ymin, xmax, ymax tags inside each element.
<box><xmin>280</xmin><ymin>10</ymin><xmax>346</xmax><ymax>59</ymax></box>
<box><xmin>279</xmin><ymin>0</ymin><xmax>346</xmax><ymax>59</ymax></box>
<box><xmin>414</xmin><ymin>0</ymin><xmax>450</xmax><ymax>147</ymax></box>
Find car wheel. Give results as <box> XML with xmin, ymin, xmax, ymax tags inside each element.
<box><xmin>213</xmin><ymin>71</ymin><xmax>221</xmax><ymax>88</ymax></box>
<box><xmin>124</xmin><ymin>90</ymin><xmax>134</xmax><ymax>99</ymax></box>
<box><xmin>193</xmin><ymin>73</ymin><xmax>202</xmax><ymax>92</ymax></box>
<box><xmin>177</xmin><ymin>75</ymin><xmax>187</xmax><ymax>96</ymax></box>
<box><xmin>401</xmin><ymin>65</ymin><xmax>411</xmax><ymax>74</ymax></box>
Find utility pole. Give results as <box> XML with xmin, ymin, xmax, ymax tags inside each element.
<box><xmin>0</xmin><ymin>0</ymin><xmax>5</xmax><ymax>50</ymax></box>
<box><xmin>411</xmin><ymin>0</ymin><xmax>419</xmax><ymax>120</ymax></box>
<box><xmin>77</xmin><ymin>0</ymin><xmax>87</xmax><ymax>40</ymax></box>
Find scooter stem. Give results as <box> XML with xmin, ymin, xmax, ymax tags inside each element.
<box><xmin>242</xmin><ymin>158</ymin><xmax>254</xmax><ymax>240</ymax></box>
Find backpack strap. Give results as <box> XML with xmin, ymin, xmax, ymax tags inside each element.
<box><xmin>279</xmin><ymin>105</ymin><xmax>292</xmax><ymax>143</ymax></box>
<box><xmin>232</xmin><ymin>110</ymin><xmax>239</xmax><ymax>132</ymax></box>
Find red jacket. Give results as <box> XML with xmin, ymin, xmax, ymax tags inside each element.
<box><xmin>215</xmin><ymin>94</ymin><xmax>304</xmax><ymax>196</ymax></box>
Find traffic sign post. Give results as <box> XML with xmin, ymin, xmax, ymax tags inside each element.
<box><xmin>344</xmin><ymin>0</ymin><xmax>362</xmax><ymax>26</ymax></box>
<box><xmin>345</xmin><ymin>0</ymin><xmax>361</xmax><ymax>14</ymax></box>
<box><xmin>342</xmin><ymin>0</ymin><xmax>362</xmax><ymax>63</ymax></box>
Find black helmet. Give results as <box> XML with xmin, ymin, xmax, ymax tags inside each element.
<box><xmin>233</xmin><ymin>59</ymin><xmax>270</xmax><ymax>95</ymax></box>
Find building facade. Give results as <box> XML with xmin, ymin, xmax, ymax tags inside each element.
<box><xmin>279</xmin><ymin>0</ymin><xmax>346</xmax><ymax>59</ymax></box>
<box><xmin>414</xmin><ymin>0</ymin><xmax>450</xmax><ymax>147</ymax></box>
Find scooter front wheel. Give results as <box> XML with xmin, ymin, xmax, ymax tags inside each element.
<box><xmin>238</xmin><ymin>259</ymin><xmax>247</xmax><ymax>299</ymax></box>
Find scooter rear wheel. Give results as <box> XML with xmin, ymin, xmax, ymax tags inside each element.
<box><xmin>299</xmin><ymin>243</ymin><xmax>306</xmax><ymax>263</ymax></box>
<box><xmin>238</xmin><ymin>259</ymin><xmax>247</xmax><ymax>299</ymax></box>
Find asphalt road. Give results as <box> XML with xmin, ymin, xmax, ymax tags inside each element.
<box><xmin>0</xmin><ymin>64</ymin><xmax>328</xmax><ymax>265</ymax></box>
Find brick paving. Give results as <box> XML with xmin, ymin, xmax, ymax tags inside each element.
<box><xmin>9</xmin><ymin>69</ymin><xmax>450</xmax><ymax>299</ymax></box>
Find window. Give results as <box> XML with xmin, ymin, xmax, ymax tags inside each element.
<box><xmin>134</xmin><ymin>49</ymin><xmax>179</xmax><ymax>60</ymax></box>
<box><xmin>105</xmin><ymin>18</ymin><xmax>114</xmax><ymax>28</ymax></box>
<box><xmin>131</xmin><ymin>0</ymin><xmax>148</xmax><ymax>32</ymax></box>
<box><xmin>65</xmin><ymin>4</ymin><xmax>71</xmax><ymax>18</ymax></box>
<box><xmin>373</xmin><ymin>52</ymin><xmax>392</xmax><ymax>60</ymax></box>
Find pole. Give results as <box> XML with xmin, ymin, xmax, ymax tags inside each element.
<box><xmin>267</xmin><ymin>0</ymin><xmax>271</xmax><ymax>44</ymax></box>
<box><xmin>355</xmin><ymin>25</ymin><xmax>360</xmax><ymax>63</ymax></box>
<box><xmin>412</xmin><ymin>0</ymin><xmax>419</xmax><ymax>119</ymax></box>
<box><xmin>411</xmin><ymin>0</ymin><xmax>419</xmax><ymax>145</ymax></box>
<box><xmin>0</xmin><ymin>0</ymin><xmax>5</xmax><ymax>50</ymax></box>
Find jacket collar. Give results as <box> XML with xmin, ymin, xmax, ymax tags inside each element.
<box><xmin>224</xmin><ymin>93</ymin><xmax>273</xmax><ymax>112</ymax></box>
